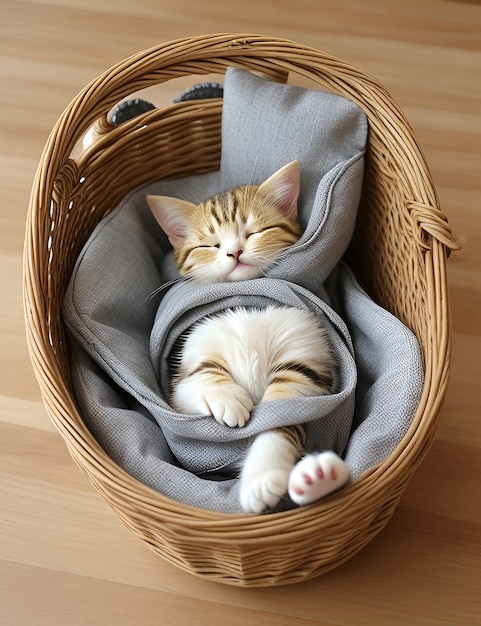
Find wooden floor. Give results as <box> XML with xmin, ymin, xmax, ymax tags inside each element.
<box><xmin>1</xmin><ymin>1</ymin><xmax>480</xmax><ymax>624</ymax></box>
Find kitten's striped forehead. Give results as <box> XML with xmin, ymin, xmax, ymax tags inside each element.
<box><xmin>202</xmin><ymin>186</ymin><xmax>253</xmax><ymax>231</ymax></box>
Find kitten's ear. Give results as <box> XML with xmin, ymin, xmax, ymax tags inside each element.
<box><xmin>146</xmin><ymin>195</ymin><xmax>195</xmax><ymax>248</ymax></box>
<box><xmin>257</xmin><ymin>160</ymin><xmax>300</xmax><ymax>221</ymax></box>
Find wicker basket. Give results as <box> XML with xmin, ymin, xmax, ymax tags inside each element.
<box><xmin>24</xmin><ymin>34</ymin><xmax>460</xmax><ymax>587</ymax></box>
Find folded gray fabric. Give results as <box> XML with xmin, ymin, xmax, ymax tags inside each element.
<box><xmin>63</xmin><ymin>68</ymin><xmax>423</xmax><ymax>513</ymax></box>
<box><xmin>149</xmin><ymin>279</ymin><xmax>356</xmax><ymax>473</ymax></box>
<box><xmin>326</xmin><ymin>264</ymin><xmax>424</xmax><ymax>479</ymax></box>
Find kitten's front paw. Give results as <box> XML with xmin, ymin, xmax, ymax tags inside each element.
<box><xmin>288</xmin><ymin>451</ymin><xmax>350</xmax><ymax>506</ymax></box>
<box><xmin>240</xmin><ymin>469</ymin><xmax>290</xmax><ymax>513</ymax></box>
<box><xmin>205</xmin><ymin>387</ymin><xmax>253</xmax><ymax>427</ymax></box>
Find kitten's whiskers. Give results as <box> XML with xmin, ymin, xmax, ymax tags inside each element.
<box><xmin>146</xmin><ymin>277</ymin><xmax>185</xmax><ymax>302</ymax></box>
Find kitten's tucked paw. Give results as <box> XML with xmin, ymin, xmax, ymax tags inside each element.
<box><xmin>205</xmin><ymin>387</ymin><xmax>253</xmax><ymax>427</ymax></box>
<box><xmin>288</xmin><ymin>451</ymin><xmax>350</xmax><ymax>506</ymax></box>
<box><xmin>240</xmin><ymin>469</ymin><xmax>290</xmax><ymax>513</ymax></box>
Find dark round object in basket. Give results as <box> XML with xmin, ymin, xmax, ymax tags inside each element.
<box><xmin>173</xmin><ymin>82</ymin><xmax>224</xmax><ymax>103</ymax></box>
<box><xmin>110</xmin><ymin>98</ymin><xmax>156</xmax><ymax>125</ymax></box>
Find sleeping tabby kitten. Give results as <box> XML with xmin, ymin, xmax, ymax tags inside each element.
<box><xmin>147</xmin><ymin>161</ymin><xmax>350</xmax><ymax>513</ymax></box>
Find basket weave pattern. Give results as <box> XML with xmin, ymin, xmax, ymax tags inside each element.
<box><xmin>24</xmin><ymin>34</ymin><xmax>458</xmax><ymax>586</ymax></box>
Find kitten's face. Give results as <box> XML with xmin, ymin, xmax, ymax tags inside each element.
<box><xmin>170</xmin><ymin>184</ymin><xmax>301</xmax><ymax>284</ymax></box>
<box><xmin>147</xmin><ymin>161</ymin><xmax>301</xmax><ymax>285</ymax></box>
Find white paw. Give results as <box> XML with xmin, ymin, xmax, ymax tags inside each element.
<box><xmin>240</xmin><ymin>468</ymin><xmax>290</xmax><ymax>513</ymax></box>
<box><xmin>288</xmin><ymin>451</ymin><xmax>350</xmax><ymax>506</ymax></box>
<box><xmin>204</xmin><ymin>386</ymin><xmax>254</xmax><ymax>427</ymax></box>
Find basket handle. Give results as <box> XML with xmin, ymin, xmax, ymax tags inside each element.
<box><xmin>78</xmin><ymin>65</ymin><xmax>288</xmax><ymax>155</ymax></box>
<box><xmin>34</xmin><ymin>33</ymin><xmax>422</xmax><ymax>193</ymax></box>
<box><xmin>408</xmin><ymin>200</ymin><xmax>462</xmax><ymax>253</ymax></box>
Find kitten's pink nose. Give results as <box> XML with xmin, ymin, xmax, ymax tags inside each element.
<box><xmin>228</xmin><ymin>249</ymin><xmax>243</xmax><ymax>260</ymax></box>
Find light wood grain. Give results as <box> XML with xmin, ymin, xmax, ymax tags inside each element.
<box><xmin>1</xmin><ymin>0</ymin><xmax>480</xmax><ymax>624</ymax></box>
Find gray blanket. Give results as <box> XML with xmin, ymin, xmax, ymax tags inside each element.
<box><xmin>63</xmin><ymin>69</ymin><xmax>424</xmax><ymax>512</ymax></box>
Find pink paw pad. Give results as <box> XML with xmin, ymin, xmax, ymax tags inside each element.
<box><xmin>288</xmin><ymin>451</ymin><xmax>350</xmax><ymax>506</ymax></box>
